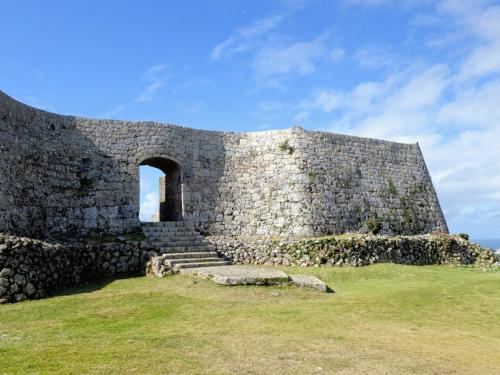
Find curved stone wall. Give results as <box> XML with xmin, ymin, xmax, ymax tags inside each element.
<box><xmin>0</xmin><ymin>90</ymin><xmax>447</xmax><ymax>239</ymax></box>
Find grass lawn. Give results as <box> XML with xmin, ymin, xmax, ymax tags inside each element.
<box><xmin>0</xmin><ymin>264</ymin><xmax>499</xmax><ymax>374</ymax></box>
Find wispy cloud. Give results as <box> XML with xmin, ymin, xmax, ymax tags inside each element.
<box><xmin>211</xmin><ymin>10</ymin><xmax>345</xmax><ymax>89</ymax></box>
<box><xmin>252</xmin><ymin>33</ymin><xmax>346</xmax><ymax>88</ymax></box>
<box><xmin>102</xmin><ymin>104</ymin><xmax>126</xmax><ymax>119</ymax></box>
<box><xmin>134</xmin><ymin>64</ymin><xmax>169</xmax><ymax>103</ymax></box>
<box><xmin>354</xmin><ymin>45</ymin><xmax>396</xmax><ymax>70</ymax></box>
<box><xmin>341</xmin><ymin>0</ymin><xmax>427</xmax><ymax>9</ymax></box>
<box><xmin>184</xmin><ymin>100</ymin><xmax>206</xmax><ymax>114</ymax></box>
<box><xmin>330</xmin><ymin>47</ymin><xmax>346</xmax><ymax>62</ymax></box>
<box><xmin>210</xmin><ymin>15</ymin><xmax>284</xmax><ymax>61</ymax></box>
<box><xmin>253</xmin><ymin>34</ymin><xmax>329</xmax><ymax>84</ymax></box>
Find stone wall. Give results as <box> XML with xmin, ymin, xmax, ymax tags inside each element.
<box><xmin>208</xmin><ymin>234</ymin><xmax>498</xmax><ymax>268</ymax></box>
<box><xmin>0</xmin><ymin>90</ymin><xmax>447</xmax><ymax>238</ymax></box>
<box><xmin>0</xmin><ymin>233</ymin><xmax>145</xmax><ymax>303</ymax></box>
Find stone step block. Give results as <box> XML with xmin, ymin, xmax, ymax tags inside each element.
<box><xmin>173</xmin><ymin>260</ymin><xmax>231</xmax><ymax>269</ymax></box>
<box><xmin>143</xmin><ymin>228</ymin><xmax>197</xmax><ymax>233</ymax></box>
<box><xmin>162</xmin><ymin>251</ymin><xmax>220</xmax><ymax>259</ymax></box>
<box><xmin>149</xmin><ymin>242</ymin><xmax>208</xmax><ymax>249</ymax></box>
<box><xmin>147</xmin><ymin>236</ymin><xmax>205</xmax><ymax>243</ymax></box>
<box><xmin>166</xmin><ymin>257</ymin><xmax>223</xmax><ymax>266</ymax></box>
<box><xmin>146</xmin><ymin>235</ymin><xmax>204</xmax><ymax>242</ymax></box>
<box><xmin>161</xmin><ymin>244</ymin><xmax>215</xmax><ymax>253</ymax></box>
<box><xmin>142</xmin><ymin>222</ymin><xmax>192</xmax><ymax>228</ymax></box>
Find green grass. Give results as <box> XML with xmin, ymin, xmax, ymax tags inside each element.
<box><xmin>1</xmin><ymin>264</ymin><xmax>499</xmax><ymax>374</ymax></box>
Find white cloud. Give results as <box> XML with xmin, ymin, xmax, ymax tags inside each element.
<box><xmin>436</xmin><ymin>81</ymin><xmax>500</xmax><ymax>128</ymax></box>
<box><xmin>210</xmin><ymin>15</ymin><xmax>284</xmax><ymax>61</ymax></box>
<box><xmin>432</xmin><ymin>0</ymin><xmax>500</xmax><ymax>80</ymax></box>
<box><xmin>294</xmin><ymin>110</ymin><xmax>309</xmax><ymax>122</ymax></box>
<box><xmin>310</xmin><ymin>89</ymin><xmax>343</xmax><ymax>112</ymax></box>
<box><xmin>184</xmin><ymin>100</ymin><xmax>206</xmax><ymax>114</ymax></box>
<box><xmin>134</xmin><ymin>64</ymin><xmax>169</xmax><ymax>103</ymax></box>
<box><xmin>211</xmin><ymin>14</ymin><xmax>344</xmax><ymax>88</ymax></box>
<box><xmin>135</xmin><ymin>82</ymin><xmax>164</xmax><ymax>103</ymax></box>
<box><xmin>102</xmin><ymin>104</ymin><xmax>126</xmax><ymax>119</ymax></box>
<box><xmin>142</xmin><ymin>64</ymin><xmax>167</xmax><ymax>81</ymax></box>
<box><xmin>354</xmin><ymin>46</ymin><xmax>395</xmax><ymax>70</ymax></box>
<box><xmin>342</xmin><ymin>0</ymin><xmax>429</xmax><ymax>9</ymax></box>
<box><xmin>330</xmin><ymin>47</ymin><xmax>345</xmax><ymax>62</ymax></box>
<box><xmin>254</xmin><ymin>100</ymin><xmax>287</xmax><ymax>123</ymax></box>
<box><xmin>253</xmin><ymin>34</ymin><xmax>329</xmax><ymax>85</ymax></box>
<box><xmin>257</xmin><ymin>100</ymin><xmax>284</xmax><ymax>112</ymax></box>
<box><xmin>140</xmin><ymin>192</ymin><xmax>159</xmax><ymax>222</ymax></box>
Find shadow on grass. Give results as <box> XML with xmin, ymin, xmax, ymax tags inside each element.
<box><xmin>48</xmin><ymin>274</ymin><xmax>145</xmax><ymax>299</ymax></box>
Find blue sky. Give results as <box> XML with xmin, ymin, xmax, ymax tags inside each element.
<box><xmin>1</xmin><ymin>0</ymin><xmax>499</xmax><ymax>238</ymax></box>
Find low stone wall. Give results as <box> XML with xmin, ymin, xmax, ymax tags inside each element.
<box><xmin>0</xmin><ymin>233</ymin><xmax>145</xmax><ymax>303</ymax></box>
<box><xmin>2</xmin><ymin>231</ymin><xmax>498</xmax><ymax>304</ymax></box>
<box><xmin>208</xmin><ymin>234</ymin><xmax>498</xmax><ymax>267</ymax></box>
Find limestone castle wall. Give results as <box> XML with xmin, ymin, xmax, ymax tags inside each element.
<box><xmin>0</xmin><ymin>90</ymin><xmax>447</xmax><ymax>239</ymax></box>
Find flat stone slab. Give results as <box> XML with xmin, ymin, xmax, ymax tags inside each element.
<box><xmin>180</xmin><ymin>265</ymin><xmax>333</xmax><ymax>292</ymax></box>
<box><xmin>180</xmin><ymin>265</ymin><xmax>289</xmax><ymax>285</ymax></box>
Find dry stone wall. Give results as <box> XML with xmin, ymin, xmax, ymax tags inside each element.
<box><xmin>0</xmin><ymin>90</ymin><xmax>447</xmax><ymax>238</ymax></box>
<box><xmin>0</xmin><ymin>233</ymin><xmax>145</xmax><ymax>303</ymax></box>
<box><xmin>208</xmin><ymin>234</ymin><xmax>498</xmax><ymax>268</ymax></box>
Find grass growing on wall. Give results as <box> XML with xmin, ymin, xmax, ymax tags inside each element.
<box><xmin>0</xmin><ymin>264</ymin><xmax>499</xmax><ymax>374</ymax></box>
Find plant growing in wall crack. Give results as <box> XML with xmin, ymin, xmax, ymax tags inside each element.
<box><xmin>278</xmin><ymin>139</ymin><xmax>295</xmax><ymax>154</ymax></box>
<box><xmin>365</xmin><ymin>217</ymin><xmax>382</xmax><ymax>235</ymax></box>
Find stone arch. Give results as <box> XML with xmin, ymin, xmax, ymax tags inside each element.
<box><xmin>139</xmin><ymin>156</ymin><xmax>183</xmax><ymax>222</ymax></box>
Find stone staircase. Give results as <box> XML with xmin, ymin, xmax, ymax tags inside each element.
<box><xmin>142</xmin><ymin>221</ymin><xmax>230</xmax><ymax>273</ymax></box>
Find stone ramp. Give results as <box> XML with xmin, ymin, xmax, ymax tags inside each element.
<box><xmin>142</xmin><ymin>222</ymin><xmax>230</xmax><ymax>275</ymax></box>
<box><xmin>180</xmin><ymin>265</ymin><xmax>332</xmax><ymax>292</ymax></box>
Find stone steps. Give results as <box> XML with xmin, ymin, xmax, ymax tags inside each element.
<box><xmin>142</xmin><ymin>221</ymin><xmax>230</xmax><ymax>273</ymax></box>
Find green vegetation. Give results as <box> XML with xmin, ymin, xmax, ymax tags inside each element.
<box><xmin>365</xmin><ymin>216</ymin><xmax>382</xmax><ymax>235</ymax></box>
<box><xmin>278</xmin><ymin>139</ymin><xmax>295</xmax><ymax>154</ymax></box>
<box><xmin>308</xmin><ymin>171</ymin><xmax>319</xmax><ymax>181</ymax></box>
<box><xmin>1</xmin><ymin>264</ymin><xmax>499</xmax><ymax>374</ymax></box>
<box><xmin>458</xmin><ymin>233</ymin><xmax>470</xmax><ymax>241</ymax></box>
<box><xmin>386</xmin><ymin>178</ymin><xmax>398</xmax><ymax>196</ymax></box>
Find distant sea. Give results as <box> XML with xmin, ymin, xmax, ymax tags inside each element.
<box><xmin>473</xmin><ymin>239</ymin><xmax>500</xmax><ymax>252</ymax></box>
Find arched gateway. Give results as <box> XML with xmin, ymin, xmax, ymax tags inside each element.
<box><xmin>140</xmin><ymin>157</ymin><xmax>183</xmax><ymax>222</ymax></box>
